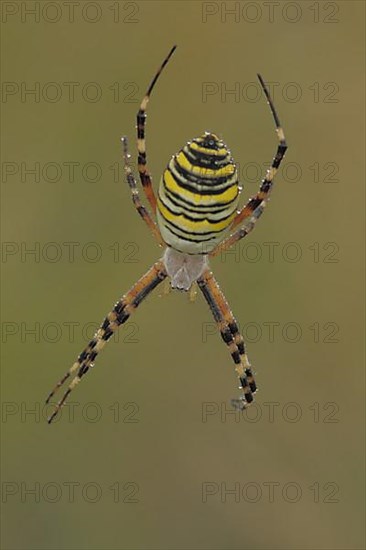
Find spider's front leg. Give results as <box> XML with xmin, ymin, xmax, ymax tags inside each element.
<box><xmin>198</xmin><ymin>269</ymin><xmax>256</xmax><ymax>408</ymax></box>
<box><xmin>122</xmin><ymin>136</ymin><xmax>165</xmax><ymax>247</ymax></box>
<box><xmin>210</xmin><ymin>73</ymin><xmax>287</xmax><ymax>257</ymax></box>
<box><xmin>136</xmin><ymin>45</ymin><xmax>176</xmax><ymax>213</ymax></box>
<box><xmin>123</xmin><ymin>46</ymin><xmax>176</xmax><ymax>247</ymax></box>
<box><xmin>45</xmin><ymin>260</ymin><xmax>167</xmax><ymax>423</ymax></box>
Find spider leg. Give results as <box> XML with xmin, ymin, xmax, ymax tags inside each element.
<box><xmin>45</xmin><ymin>260</ymin><xmax>167</xmax><ymax>423</ymax></box>
<box><xmin>122</xmin><ymin>136</ymin><xmax>164</xmax><ymax>246</ymax></box>
<box><xmin>197</xmin><ymin>269</ymin><xmax>256</xmax><ymax>407</ymax></box>
<box><xmin>137</xmin><ymin>45</ymin><xmax>176</xmax><ymax>213</ymax></box>
<box><xmin>210</xmin><ymin>74</ymin><xmax>287</xmax><ymax>257</ymax></box>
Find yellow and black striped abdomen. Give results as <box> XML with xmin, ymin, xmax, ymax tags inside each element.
<box><xmin>157</xmin><ymin>132</ymin><xmax>240</xmax><ymax>254</ymax></box>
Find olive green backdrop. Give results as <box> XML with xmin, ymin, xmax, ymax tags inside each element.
<box><xmin>1</xmin><ymin>1</ymin><xmax>365</xmax><ymax>549</ymax></box>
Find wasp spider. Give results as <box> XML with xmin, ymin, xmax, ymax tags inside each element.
<box><xmin>46</xmin><ymin>46</ymin><xmax>287</xmax><ymax>423</ymax></box>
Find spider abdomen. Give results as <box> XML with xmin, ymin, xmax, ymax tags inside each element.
<box><xmin>157</xmin><ymin>132</ymin><xmax>241</xmax><ymax>254</ymax></box>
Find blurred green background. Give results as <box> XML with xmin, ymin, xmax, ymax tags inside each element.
<box><xmin>1</xmin><ymin>1</ymin><xmax>365</xmax><ymax>549</ymax></box>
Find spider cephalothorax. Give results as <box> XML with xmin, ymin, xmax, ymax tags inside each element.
<box><xmin>46</xmin><ymin>46</ymin><xmax>287</xmax><ymax>424</ymax></box>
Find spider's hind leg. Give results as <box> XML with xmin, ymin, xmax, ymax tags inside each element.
<box><xmin>197</xmin><ymin>269</ymin><xmax>257</xmax><ymax>408</ymax></box>
<box><xmin>45</xmin><ymin>260</ymin><xmax>167</xmax><ymax>423</ymax></box>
